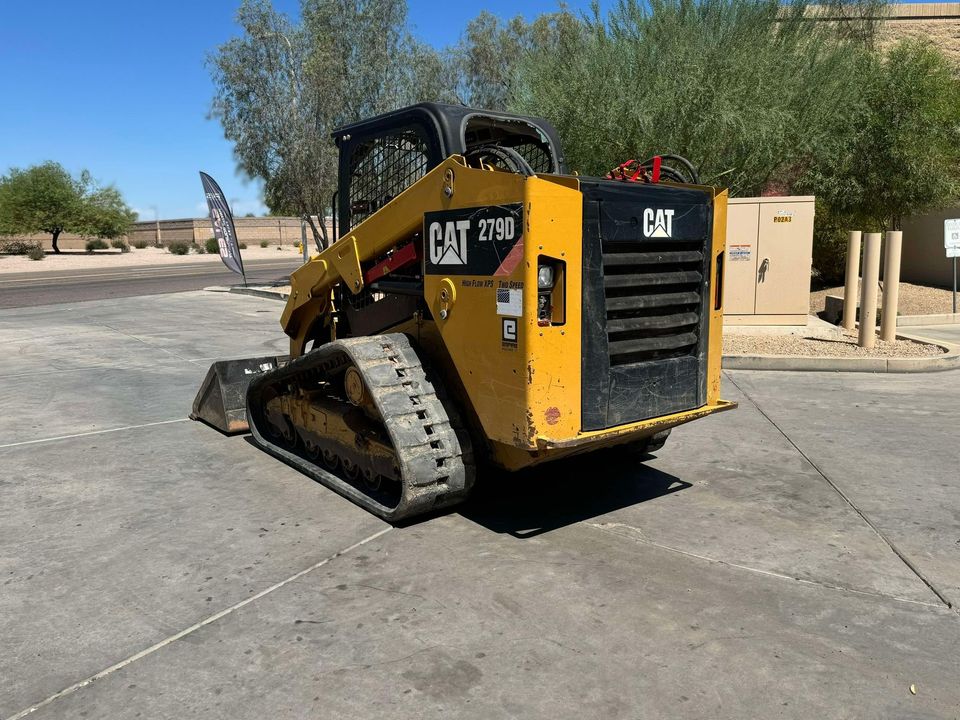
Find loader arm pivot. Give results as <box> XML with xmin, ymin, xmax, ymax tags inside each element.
<box><xmin>281</xmin><ymin>156</ymin><xmax>467</xmax><ymax>357</ymax></box>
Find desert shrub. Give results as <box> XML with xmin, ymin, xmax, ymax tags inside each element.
<box><xmin>1</xmin><ymin>239</ymin><xmax>42</xmax><ymax>255</ymax></box>
<box><xmin>811</xmin><ymin>204</ymin><xmax>875</xmax><ymax>286</ymax></box>
<box><xmin>192</xmin><ymin>242</ymin><xmax>206</xmax><ymax>254</ymax></box>
<box><xmin>260</xmin><ymin>240</ymin><xmax>269</xmax><ymax>248</ymax></box>
<box><xmin>812</xmin><ymin>233</ymin><xmax>849</xmax><ymax>287</ymax></box>
<box><xmin>27</xmin><ymin>245</ymin><xmax>45</xmax><ymax>261</ymax></box>
<box><xmin>85</xmin><ymin>238</ymin><xmax>109</xmax><ymax>252</ymax></box>
<box><xmin>205</xmin><ymin>237</ymin><xmax>220</xmax><ymax>254</ymax></box>
<box><xmin>111</xmin><ymin>238</ymin><xmax>129</xmax><ymax>251</ymax></box>
<box><xmin>132</xmin><ymin>239</ymin><xmax>148</xmax><ymax>249</ymax></box>
<box><xmin>167</xmin><ymin>241</ymin><xmax>190</xmax><ymax>255</ymax></box>
<box><xmin>238</xmin><ymin>242</ymin><xmax>247</xmax><ymax>249</ymax></box>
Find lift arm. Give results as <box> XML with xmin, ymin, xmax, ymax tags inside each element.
<box><xmin>281</xmin><ymin>156</ymin><xmax>465</xmax><ymax>356</ymax></box>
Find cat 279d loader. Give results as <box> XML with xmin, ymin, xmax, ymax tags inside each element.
<box><xmin>192</xmin><ymin>103</ymin><xmax>735</xmax><ymax>521</ymax></box>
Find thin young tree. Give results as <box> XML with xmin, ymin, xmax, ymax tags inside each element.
<box><xmin>209</xmin><ymin>0</ymin><xmax>454</xmax><ymax>247</ymax></box>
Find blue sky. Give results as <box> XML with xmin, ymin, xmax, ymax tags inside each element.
<box><xmin>0</xmin><ymin>0</ymin><xmax>600</xmax><ymax>220</ymax></box>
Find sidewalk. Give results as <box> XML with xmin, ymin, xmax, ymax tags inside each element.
<box><xmin>0</xmin><ymin>245</ymin><xmax>306</xmax><ymax>274</ymax></box>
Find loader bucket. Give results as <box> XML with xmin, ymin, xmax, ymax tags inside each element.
<box><xmin>191</xmin><ymin>356</ymin><xmax>288</xmax><ymax>434</ymax></box>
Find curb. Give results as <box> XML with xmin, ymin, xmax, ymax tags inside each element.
<box><xmin>896</xmin><ymin>313</ymin><xmax>960</xmax><ymax>327</ymax></box>
<box><xmin>230</xmin><ymin>286</ymin><xmax>290</xmax><ymax>302</ymax></box>
<box><xmin>204</xmin><ymin>285</ymin><xmax>289</xmax><ymax>302</ymax></box>
<box><xmin>723</xmin><ymin>333</ymin><xmax>960</xmax><ymax>373</ymax></box>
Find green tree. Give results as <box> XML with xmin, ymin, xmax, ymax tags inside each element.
<box><xmin>0</xmin><ymin>162</ymin><xmax>136</xmax><ymax>253</ymax></box>
<box><xmin>804</xmin><ymin>39</ymin><xmax>960</xmax><ymax>232</ymax></box>
<box><xmin>82</xmin><ymin>186</ymin><xmax>138</xmax><ymax>240</ymax></box>
<box><xmin>513</xmin><ymin>0</ymin><xmax>876</xmax><ymax>196</ymax></box>
<box><xmin>451</xmin><ymin>9</ymin><xmax>583</xmax><ymax>111</ymax></box>
<box><xmin>209</xmin><ymin>1</ymin><xmax>328</xmax><ymax>243</ymax></box>
<box><xmin>209</xmin><ymin>0</ymin><xmax>452</xmax><ymax>247</ymax></box>
<box><xmin>451</xmin><ymin>10</ymin><xmax>582</xmax><ymax>111</ymax></box>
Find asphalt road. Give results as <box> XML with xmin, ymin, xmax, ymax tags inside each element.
<box><xmin>0</xmin><ymin>258</ymin><xmax>301</xmax><ymax>309</ymax></box>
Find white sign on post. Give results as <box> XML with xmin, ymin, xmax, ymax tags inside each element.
<box><xmin>946</xmin><ymin>218</ymin><xmax>960</xmax><ymax>253</ymax></box>
<box><xmin>948</xmin><ymin>220</ymin><xmax>960</xmax><ymax>314</ymax></box>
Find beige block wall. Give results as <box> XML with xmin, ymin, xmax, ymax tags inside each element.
<box><xmin>3</xmin><ymin>217</ymin><xmax>331</xmax><ymax>252</ymax></box>
<box><xmin>2</xmin><ymin>231</ymin><xmax>97</xmax><ymax>251</ymax></box>
<box><xmin>809</xmin><ymin>3</ymin><xmax>960</xmax><ymax>62</ymax></box>
<box><xmin>879</xmin><ymin>17</ymin><xmax>960</xmax><ymax>62</ymax></box>
<box><xmin>128</xmin><ymin>217</ymin><xmax>315</xmax><ymax>247</ymax></box>
<box><xmin>128</xmin><ymin>219</ymin><xmax>196</xmax><ymax>247</ymax></box>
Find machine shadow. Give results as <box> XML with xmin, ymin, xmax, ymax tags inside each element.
<box><xmin>240</xmin><ymin>437</ymin><xmax>690</xmax><ymax>536</ymax></box>
<box><xmin>458</xmin><ymin>452</ymin><xmax>691</xmax><ymax>539</ymax></box>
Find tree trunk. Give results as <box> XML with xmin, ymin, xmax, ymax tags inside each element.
<box><xmin>305</xmin><ymin>214</ymin><xmax>327</xmax><ymax>252</ymax></box>
<box><xmin>51</xmin><ymin>229</ymin><xmax>62</xmax><ymax>254</ymax></box>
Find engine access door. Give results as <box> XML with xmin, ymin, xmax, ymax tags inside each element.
<box><xmin>580</xmin><ymin>180</ymin><xmax>714</xmax><ymax>431</ymax></box>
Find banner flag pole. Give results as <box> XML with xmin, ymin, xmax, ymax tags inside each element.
<box><xmin>199</xmin><ymin>171</ymin><xmax>245</xmax><ymax>283</ymax></box>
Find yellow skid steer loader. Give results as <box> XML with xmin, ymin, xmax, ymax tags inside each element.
<box><xmin>192</xmin><ymin>103</ymin><xmax>735</xmax><ymax>521</ymax></box>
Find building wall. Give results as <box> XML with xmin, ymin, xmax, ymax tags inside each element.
<box><xmin>901</xmin><ymin>208</ymin><xmax>958</xmax><ymax>287</ymax></box>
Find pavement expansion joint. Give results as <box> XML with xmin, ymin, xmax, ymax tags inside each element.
<box><xmin>723</xmin><ymin>371</ymin><xmax>957</xmax><ymax>613</ymax></box>
<box><xmin>2</xmin><ymin>526</ymin><xmax>393</xmax><ymax>720</ymax></box>
<box><xmin>0</xmin><ymin>418</ymin><xmax>190</xmax><ymax>450</ymax></box>
<box><xmin>585</xmin><ymin>521</ymin><xmax>946</xmax><ymax>611</ymax></box>
<box><xmin>0</xmin><ymin>365</ymin><xmax>132</xmax><ymax>381</ymax></box>
<box><xmin>98</xmin><ymin>322</ymin><xmax>194</xmax><ymax>363</ymax></box>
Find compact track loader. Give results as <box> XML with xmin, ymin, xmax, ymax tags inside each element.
<box><xmin>193</xmin><ymin>103</ymin><xmax>735</xmax><ymax>521</ymax></box>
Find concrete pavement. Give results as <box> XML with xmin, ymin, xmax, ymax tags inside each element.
<box><xmin>1</xmin><ymin>292</ymin><xmax>958</xmax><ymax>719</ymax></box>
<box><xmin>904</xmin><ymin>322</ymin><xmax>960</xmax><ymax>345</ymax></box>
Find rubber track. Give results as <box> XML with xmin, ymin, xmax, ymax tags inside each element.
<box><xmin>246</xmin><ymin>333</ymin><xmax>475</xmax><ymax>522</ymax></box>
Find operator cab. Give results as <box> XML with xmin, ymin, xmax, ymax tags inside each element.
<box><xmin>332</xmin><ymin>103</ymin><xmax>566</xmax><ymax>235</ymax></box>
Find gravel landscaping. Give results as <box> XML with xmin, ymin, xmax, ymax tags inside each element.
<box><xmin>724</xmin><ymin>329</ymin><xmax>945</xmax><ymax>358</ymax></box>
<box><xmin>810</xmin><ymin>282</ymin><xmax>957</xmax><ymax>317</ymax></box>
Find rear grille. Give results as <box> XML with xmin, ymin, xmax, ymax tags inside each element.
<box><xmin>601</xmin><ymin>240</ymin><xmax>705</xmax><ymax>366</ymax></box>
<box><xmin>580</xmin><ymin>180</ymin><xmax>713</xmax><ymax>430</ymax></box>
